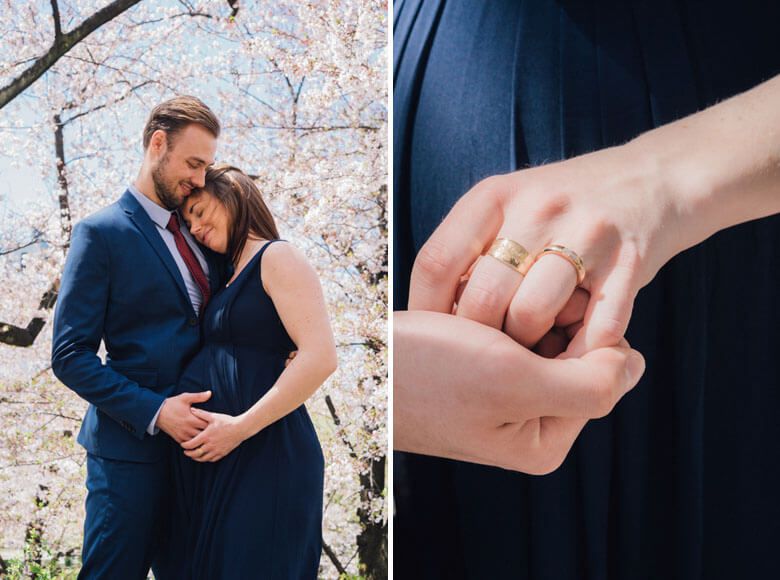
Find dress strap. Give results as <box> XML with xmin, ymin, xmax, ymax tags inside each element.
<box><xmin>254</xmin><ymin>239</ymin><xmax>287</xmax><ymax>291</ymax></box>
<box><xmin>257</xmin><ymin>238</ymin><xmax>286</xmax><ymax>262</ymax></box>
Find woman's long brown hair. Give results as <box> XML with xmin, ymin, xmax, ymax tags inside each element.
<box><xmin>199</xmin><ymin>163</ymin><xmax>279</xmax><ymax>265</ymax></box>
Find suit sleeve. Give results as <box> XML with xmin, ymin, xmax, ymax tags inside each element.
<box><xmin>51</xmin><ymin>221</ymin><xmax>165</xmax><ymax>440</ymax></box>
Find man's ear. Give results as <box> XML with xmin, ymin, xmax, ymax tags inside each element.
<box><xmin>150</xmin><ymin>129</ymin><xmax>168</xmax><ymax>156</ymax></box>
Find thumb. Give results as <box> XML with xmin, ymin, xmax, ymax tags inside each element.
<box><xmin>548</xmin><ymin>346</ymin><xmax>645</xmax><ymax>419</ymax></box>
<box><xmin>183</xmin><ymin>390</ymin><xmax>212</xmax><ymax>404</ymax></box>
<box><xmin>580</xmin><ymin>345</ymin><xmax>646</xmax><ymax>395</ymax></box>
<box><xmin>516</xmin><ymin>343</ymin><xmax>644</xmax><ymax>420</ymax></box>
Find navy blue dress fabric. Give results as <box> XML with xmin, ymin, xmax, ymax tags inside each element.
<box><xmin>394</xmin><ymin>1</ymin><xmax>780</xmax><ymax>578</ymax></box>
<box><xmin>170</xmin><ymin>240</ymin><xmax>324</xmax><ymax>579</ymax></box>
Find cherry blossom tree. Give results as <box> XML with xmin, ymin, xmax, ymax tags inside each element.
<box><xmin>0</xmin><ymin>1</ymin><xmax>387</xmax><ymax>577</ymax></box>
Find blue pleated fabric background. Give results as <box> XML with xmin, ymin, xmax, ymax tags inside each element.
<box><xmin>393</xmin><ymin>1</ymin><xmax>780</xmax><ymax>578</ymax></box>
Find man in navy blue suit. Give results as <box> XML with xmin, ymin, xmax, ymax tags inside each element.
<box><xmin>52</xmin><ymin>96</ymin><xmax>225</xmax><ymax>579</ymax></box>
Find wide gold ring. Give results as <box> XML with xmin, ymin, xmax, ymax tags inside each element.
<box><xmin>536</xmin><ymin>245</ymin><xmax>586</xmax><ymax>285</ymax></box>
<box><xmin>486</xmin><ymin>238</ymin><xmax>532</xmax><ymax>275</ymax></box>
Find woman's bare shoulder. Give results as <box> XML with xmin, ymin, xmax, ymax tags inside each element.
<box><xmin>261</xmin><ymin>241</ymin><xmax>317</xmax><ymax>289</ymax></box>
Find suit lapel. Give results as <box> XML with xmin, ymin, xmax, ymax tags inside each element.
<box><xmin>119</xmin><ymin>191</ymin><xmax>196</xmax><ymax>317</ymax></box>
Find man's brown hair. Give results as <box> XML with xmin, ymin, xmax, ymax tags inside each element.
<box><xmin>142</xmin><ymin>95</ymin><xmax>220</xmax><ymax>149</ymax></box>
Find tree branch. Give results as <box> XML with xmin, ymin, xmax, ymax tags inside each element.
<box><xmin>38</xmin><ymin>279</ymin><xmax>59</xmax><ymax>310</ymax></box>
<box><xmin>238</xmin><ymin>123</ymin><xmax>380</xmax><ymax>133</ymax></box>
<box><xmin>62</xmin><ymin>80</ymin><xmax>153</xmax><ymax>125</ymax></box>
<box><xmin>0</xmin><ymin>280</ymin><xmax>59</xmax><ymax>347</ymax></box>
<box><xmin>324</xmin><ymin>394</ymin><xmax>358</xmax><ymax>460</ymax></box>
<box><xmin>0</xmin><ymin>237</ymin><xmax>41</xmax><ymax>256</ymax></box>
<box><xmin>0</xmin><ymin>0</ymin><xmax>143</xmax><ymax>110</ymax></box>
<box><xmin>321</xmin><ymin>539</ymin><xmax>347</xmax><ymax>576</ymax></box>
<box><xmin>0</xmin><ymin>318</ymin><xmax>47</xmax><ymax>347</ymax></box>
<box><xmin>127</xmin><ymin>9</ymin><xmax>214</xmax><ymax>27</ymax></box>
<box><xmin>50</xmin><ymin>0</ymin><xmax>63</xmax><ymax>41</ymax></box>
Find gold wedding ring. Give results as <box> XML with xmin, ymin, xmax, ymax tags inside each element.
<box><xmin>486</xmin><ymin>238</ymin><xmax>532</xmax><ymax>275</ymax></box>
<box><xmin>536</xmin><ymin>245</ymin><xmax>586</xmax><ymax>284</ymax></box>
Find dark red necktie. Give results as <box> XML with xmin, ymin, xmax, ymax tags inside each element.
<box><xmin>166</xmin><ymin>212</ymin><xmax>211</xmax><ymax>314</ymax></box>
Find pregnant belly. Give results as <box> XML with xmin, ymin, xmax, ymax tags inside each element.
<box><xmin>176</xmin><ymin>343</ymin><xmax>286</xmax><ymax>415</ymax></box>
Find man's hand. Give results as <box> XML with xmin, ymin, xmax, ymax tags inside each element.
<box><xmin>410</xmin><ymin>144</ymin><xmax>678</xmax><ymax>356</ymax></box>
<box><xmin>156</xmin><ymin>390</ymin><xmax>212</xmax><ymax>443</ymax></box>
<box><xmin>394</xmin><ymin>311</ymin><xmax>645</xmax><ymax>474</ymax></box>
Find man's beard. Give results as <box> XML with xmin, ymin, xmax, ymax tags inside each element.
<box><xmin>152</xmin><ymin>153</ymin><xmax>183</xmax><ymax>210</ymax></box>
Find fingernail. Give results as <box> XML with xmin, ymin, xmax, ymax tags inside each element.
<box><xmin>625</xmin><ymin>352</ymin><xmax>646</xmax><ymax>386</ymax></box>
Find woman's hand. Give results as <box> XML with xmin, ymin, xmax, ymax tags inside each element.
<box><xmin>180</xmin><ymin>408</ymin><xmax>250</xmax><ymax>462</ymax></box>
<box><xmin>394</xmin><ymin>310</ymin><xmax>645</xmax><ymax>474</ymax></box>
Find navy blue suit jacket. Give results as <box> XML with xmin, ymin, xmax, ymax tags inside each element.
<box><xmin>52</xmin><ymin>190</ymin><xmax>226</xmax><ymax>462</ymax></box>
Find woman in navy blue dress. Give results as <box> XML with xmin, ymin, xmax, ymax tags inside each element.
<box><xmin>169</xmin><ymin>164</ymin><xmax>337</xmax><ymax>579</ymax></box>
<box><xmin>394</xmin><ymin>1</ymin><xmax>780</xmax><ymax>578</ymax></box>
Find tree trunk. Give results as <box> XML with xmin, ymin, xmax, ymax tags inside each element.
<box><xmin>357</xmin><ymin>455</ymin><xmax>387</xmax><ymax>580</ymax></box>
<box><xmin>54</xmin><ymin>113</ymin><xmax>72</xmax><ymax>252</ymax></box>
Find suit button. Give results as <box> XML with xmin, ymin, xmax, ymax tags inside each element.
<box><xmin>188</xmin><ymin>318</ymin><xmax>198</xmax><ymax>327</ymax></box>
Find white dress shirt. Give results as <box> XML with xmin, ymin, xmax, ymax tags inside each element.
<box><xmin>127</xmin><ymin>185</ymin><xmax>211</xmax><ymax>435</ymax></box>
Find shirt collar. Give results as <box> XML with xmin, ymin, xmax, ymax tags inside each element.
<box><xmin>127</xmin><ymin>183</ymin><xmax>175</xmax><ymax>230</ymax></box>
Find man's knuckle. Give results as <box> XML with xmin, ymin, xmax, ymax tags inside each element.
<box><xmin>509</xmin><ymin>299</ymin><xmax>553</xmax><ymax>334</ymax></box>
<box><xmin>461</xmin><ymin>270</ymin><xmax>507</xmax><ymax>320</ymax></box>
<box><xmin>509</xmin><ymin>446</ymin><xmax>558</xmax><ymax>475</ymax></box>
<box><xmin>594</xmin><ymin>316</ymin><xmax>625</xmax><ymax>346</ymax></box>
<box><xmin>477</xmin><ymin>174</ymin><xmax>504</xmax><ymax>190</ymax></box>
<box><xmin>579</xmin><ymin>213</ymin><xmax>614</xmax><ymax>244</ymax></box>
<box><xmin>413</xmin><ymin>240</ymin><xmax>453</xmax><ymax>284</ymax></box>
<box><xmin>540</xmin><ymin>447</ymin><xmax>569</xmax><ymax>475</ymax></box>
<box><xmin>531</xmin><ymin>193</ymin><xmax>571</xmax><ymax>223</ymax></box>
<box><xmin>584</xmin><ymin>380</ymin><xmax>616</xmax><ymax>418</ymax></box>
<box><xmin>528</xmin><ymin>453</ymin><xmax>556</xmax><ymax>476</ymax></box>
<box><xmin>467</xmin><ymin>285</ymin><xmax>502</xmax><ymax>317</ymax></box>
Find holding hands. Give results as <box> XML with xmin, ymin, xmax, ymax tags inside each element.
<box><xmin>396</xmin><ymin>74</ymin><xmax>780</xmax><ymax>473</ymax></box>
<box><xmin>157</xmin><ymin>390</ymin><xmax>213</xmax><ymax>443</ymax></box>
<box><xmin>181</xmin><ymin>409</ymin><xmax>249</xmax><ymax>463</ymax></box>
<box><xmin>397</xmin><ymin>143</ymin><xmax>662</xmax><ymax>473</ymax></box>
<box><xmin>413</xmin><ymin>142</ymin><xmax>676</xmax><ymax>357</ymax></box>
<box><xmin>395</xmin><ymin>310</ymin><xmax>644</xmax><ymax>474</ymax></box>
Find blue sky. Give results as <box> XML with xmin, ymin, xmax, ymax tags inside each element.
<box><xmin>0</xmin><ymin>99</ymin><xmax>47</xmax><ymax>209</ymax></box>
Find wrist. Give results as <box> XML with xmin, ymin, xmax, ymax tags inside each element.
<box><xmin>585</xmin><ymin>141</ymin><xmax>686</xmax><ymax>284</ymax></box>
<box><xmin>236</xmin><ymin>412</ymin><xmax>259</xmax><ymax>440</ymax></box>
<box><xmin>620</xmin><ymin>133</ymin><xmax>707</xmax><ymax>261</ymax></box>
<box><xmin>628</xmin><ymin>78</ymin><xmax>780</xmax><ymax>255</ymax></box>
<box><xmin>155</xmin><ymin>400</ymin><xmax>170</xmax><ymax>432</ymax></box>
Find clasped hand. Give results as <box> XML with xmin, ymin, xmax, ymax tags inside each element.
<box><xmin>157</xmin><ymin>391</ymin><xmax>244</xmax><ymax>462</ymax></box>
<box><xmin>395</xmin><ymin>143</ymin><xmax>688</xmax><ymax>473</ymax></box>
<box><xmin>170</xmin><ymin>351</ymin><xmax>296</xmax><ymax>462</ymax></box>
<box><xmin>181</xmin><ymin>409</ymin><xmax>248</xmax><ymax>463</ymax></box>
